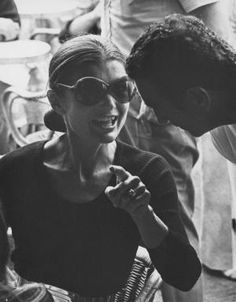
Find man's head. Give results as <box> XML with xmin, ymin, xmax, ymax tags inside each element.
<box><xmin>126</xmin><ymin>14</ymin><xmax>236</xmax><ymax>136</ymax></box>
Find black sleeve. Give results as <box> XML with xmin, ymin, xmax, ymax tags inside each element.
<box><xmin>0</xmin><ymin>0</ymin><xmax>20</xmax><ymax>25</ymax></box>
<box><xmin>0</xmin><ymin>202</ymin><xmax>10</xmax><ymax>274</ymax></box>
<box><xmin>141</xmin><ymin>156</ymin><xmax>202</xmax><ymax>291</ymax></box>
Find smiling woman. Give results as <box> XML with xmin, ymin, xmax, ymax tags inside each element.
<box><xmin>0</xmin><ymin>35</ymin><xmax>201</xmax><ymax>301</ymax></box>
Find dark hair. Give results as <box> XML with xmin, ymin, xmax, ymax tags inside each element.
<box><xmin>126</xmin><ymin>14</ymin><xmax>236</xmax><ymax>103</ymax></box>
<box><xmin>49</xmin><ymin>34</ymin><xmax>125</xmax><ymax>90</ymax></box>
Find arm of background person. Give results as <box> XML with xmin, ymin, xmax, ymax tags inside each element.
<box><xmin>59</xmin><ymin>1</ymin><xmax>101</xmax><ymax>43</ymax></box>
<box><xmin>69</xmin><ymin>1</ymin><xmax>101</xmax><ymax>36</ymax></box>
<box><xmin>0</xmin><ymin>0</ymin><xmax>20</xmax><ymax>41</ymax></box>
<box><xmin>0</xmin><ymin>0</ymin><xmax>20</xmax><ymax>25</ymax></box>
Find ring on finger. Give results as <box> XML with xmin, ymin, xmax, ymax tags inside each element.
<box><xmin>128</xmin><ymin>188</ymin><xmax>136</xmax><ymax>198</ymax></box>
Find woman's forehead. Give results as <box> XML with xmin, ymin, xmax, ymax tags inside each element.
<box><xmin>65</xmin><ymin>60</ymin><xmax>126</xmax><ymax>83</ymax></box>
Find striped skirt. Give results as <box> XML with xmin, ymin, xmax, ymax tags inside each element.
<box><xmin>2</xmin><ymin>251</ymin><xmax>162</xmax><ymax>302</ymax></box>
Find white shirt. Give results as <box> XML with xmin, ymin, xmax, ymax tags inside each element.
<box><xmin>211</xmin><ymin>125</ymin><xmax>236</xmax><ymax>164</ymax></box>
<box><xmin>101</xmin><ymin>0</ymin><xmax>218</xmax><ymax>56</ymax></box>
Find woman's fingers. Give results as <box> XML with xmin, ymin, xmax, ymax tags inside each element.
<box><xmin>131</xmin><ymin>182</ymin><xmax>146</xmax><ymax>198</ymax></box>
<box><xmin>110</xmin><ymin>165</ymin><xmax>130</xmax><ymax>183</ymax></box>
<box><xmin>105</xmin><ymin>165</ymin><xmax>151</xmax><ymax>214</ymax></box>
<box><xmin>109</xmin><ymin>166</ymin><xmax>140</xmax><ymax>201</ymax></box>
<box><xmin>118</xmin><ymin>189</ymin><xmax>151</xmax><ymax>217</ymax></box>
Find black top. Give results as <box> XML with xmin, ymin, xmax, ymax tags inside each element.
<box><xmin>0</xmin><ymin>140</ymin><xmax>201</xmax><ymax>296</ymax></box>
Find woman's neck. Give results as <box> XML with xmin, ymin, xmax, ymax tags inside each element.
<box><xmin>45</xmin><ymin>133</ymin><xmax>117</xmax><ymax>180</ymax></box>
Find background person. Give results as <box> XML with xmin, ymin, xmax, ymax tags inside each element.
<box><xmin>0</xmin><ymin>34</ymin><xmax>201</xmax><ymax>301</ymax></box>
<box><xmin>58</xmin><ymin>0</ymin><xmax>101</xmax><ymax>43</ymax></box>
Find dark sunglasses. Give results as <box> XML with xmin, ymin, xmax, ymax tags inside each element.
<box><xmin>56</xmin><ymin>76</ymin><xmax>137</xmax><ymax>106</ymax></box>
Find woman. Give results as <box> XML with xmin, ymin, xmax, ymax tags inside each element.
<box><xmin>0</xmin><ymin>35</ymin><xmax>201</xmax><ymax>300</ymax></box>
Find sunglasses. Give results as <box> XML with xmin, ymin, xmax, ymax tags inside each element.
<box><xmin>56</xmin><ymin>76</ymin><xmax>137</xmax><ymax>106</ymax></box>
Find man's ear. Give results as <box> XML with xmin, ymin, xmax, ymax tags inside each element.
<box><xmin>185</xmin><ymin>87</ymin><xmax>211</xmax><ymax>112</ymax></box>
<box><xmin>47</xmin><ymin>89</ymin><xmax>65</xmax><ymax>115</ymax></box>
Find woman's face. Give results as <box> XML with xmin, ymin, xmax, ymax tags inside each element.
<box><xmin>59</xmin><ymin>60</ymin><xmax>130</xmax><ymax>144</ymax></box>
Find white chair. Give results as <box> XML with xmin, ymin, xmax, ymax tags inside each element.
<box><xmin>1</xmin><ymin>86</ymin><xmax>56</xmax><ymax>147</ymax></box>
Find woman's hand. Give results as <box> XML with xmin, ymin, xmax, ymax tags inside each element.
<box><xmin>105</xmin><ymin>165</ymin><xmax>169</xmax><ymax>248</ymax></box>
<box><xmin>105</xmin><ymin>165</ymin><xmax>150</xmax><ymax>218</ymax></box>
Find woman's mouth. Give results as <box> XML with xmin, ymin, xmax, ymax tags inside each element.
<box><xmin>93</xmin><ymin>116</ymin><xmax>118</xmax><ymax>129</ymax></box>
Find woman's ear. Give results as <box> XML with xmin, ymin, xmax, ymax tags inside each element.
<box><xmin>185</xmin><ymin>87</ymin><xmax>212</xmax><ymax>112</ymax></box>
<box><xmin>47</xmin><ymin>89</ymin><xmax>65</xmax><ymax>115</ymax></box>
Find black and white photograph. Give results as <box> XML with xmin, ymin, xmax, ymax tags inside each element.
<box><xmin>0</xmin><ymin>1</ymin><xmax>236</xmax><ymax>301</ymax></box>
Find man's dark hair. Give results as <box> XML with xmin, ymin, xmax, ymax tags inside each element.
<box><xmin>126</xmin><ymin>14</ymin><xmax>236</xmax><ymax>103</ymax></box>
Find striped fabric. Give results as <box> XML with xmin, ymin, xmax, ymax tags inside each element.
<box><xmin>0</xmin><ymin>283</ymin><xmax>54</xmax><ymax>302</ymax></box>
<box><xmin>2</xmin><ymin>253</ymin><xmax>161</xmax><ymax>302</ymax></box>
<box><xmin>46</xmin><ymin>258</ymin><xmax>155</xmax><ymax>302</ymax></box>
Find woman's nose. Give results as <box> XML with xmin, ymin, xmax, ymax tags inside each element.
<box><xmin>100</xmin><ymin>93</ymin><xmax>117</xmax><ymax>107</ymax></box>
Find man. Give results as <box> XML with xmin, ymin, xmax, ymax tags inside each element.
<box><xmin>126</xmin><ymin>10</ymin><xmax>236</xmax><ymax>284</ymax></box>
<box><xmin>126</xmin><ymin>13</ymin><xmax>235</xmax><ymax>139</ymax></box>
<box><xmin>101</xmin><ymin>1</ymin><xmax>231</xmax><ymax>302</ymax></box>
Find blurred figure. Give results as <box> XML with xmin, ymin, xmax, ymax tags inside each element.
<box><xmin>0</xmin><ymin>0</ymin><xmax>20</xmax><ymax>41</ymax></box>
<box><xmin>58</xmin><ymin>0</ymin><xmax>101</xmax><ymax>43</ymax></box>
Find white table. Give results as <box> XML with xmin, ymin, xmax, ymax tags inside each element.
<box><xmin>0</xmin><ymin>40</ymin><xmax>50</xmax><ymax>64</ymax></box>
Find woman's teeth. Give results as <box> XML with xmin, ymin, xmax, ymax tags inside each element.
<box><xmin>94</xmin><ymin>116</ymin><xmax>117</xmax><ymax>128</ymax></box>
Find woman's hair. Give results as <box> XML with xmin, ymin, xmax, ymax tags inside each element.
<box><xmin>49</xmin><ymin>34</ymin><xmax>125</xmax><ymax>90</ymax></box>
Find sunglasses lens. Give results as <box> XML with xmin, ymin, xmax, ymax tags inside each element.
<box><xmin>75</xmin><ymin>78</ymin><xmax>106</xmax><ymax>105</ymax></box>
<box><xmin>72</xmin><ymin>77</ymin><xmax>136</xmax><ymax>106</ymax></box>
<box><xmin>111</xmin><ymin>80</ymin><xmax>135</xmax><ymax>103</ymax></box>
